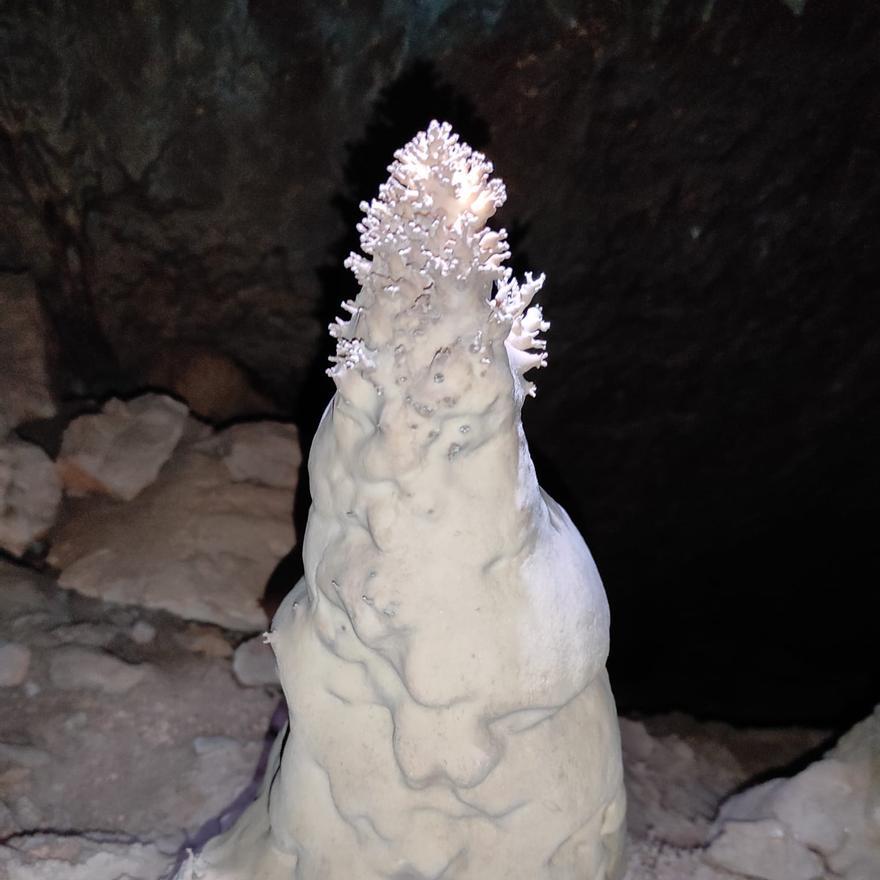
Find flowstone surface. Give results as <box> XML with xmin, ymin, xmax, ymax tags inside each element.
<box><xmin>182</xmin><ymin>122</ymin><xmax>626</xmax><ymax>879</ymax></box>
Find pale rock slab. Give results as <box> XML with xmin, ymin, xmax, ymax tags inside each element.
<box><xmin>0</xmin><ymin>642</ymin><xmax>31</xmax><ymax>687</ymax></box>
<box><xmin>57</xmin><ymin>393</ymin><xmax>189</xmax><ymax>500</ymax></box>
<box><xmin>0</xmin><ymin>273</ymin><xmax>56</xmax><ymax>438</ymax></box>
<box><xmin>0</xmin><ymin>438</ymin><xmax>62</xmax><ymax>556</ymax></box>
<box><xmin>705</xmin><ymin>818</ymin><xmax>824</xmax><ymax>880</ymax></box>
<box><xmin>0</xmin><ymin>833</ymin><xmax>175</xmax><ymax>880</ymax></box>
<box><xmin>49</xmin><ymin>645</ymin><xmax>150</xmax><ymax>694</ymax></box>
<box><xmin>50</xmin><ymin>428</ymin><xmax>297</xmax><ymax>630</ymax></box>
<box><xmin>203</xmin><ymin>420</ymin><xmax>301</xmax><ymax>490</ymax></box>
<box><xmin>0</xmin><ymin>560</ymin><xmax>50</xmax><ymax>616</ymax></box>
<box><xmin>705</xmin><ymin>705</ymin><xmax>880</xmax><ymax>880</ymax></box>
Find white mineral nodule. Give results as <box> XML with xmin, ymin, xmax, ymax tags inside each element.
<box><xmin>183</xmin><ymin>122</ymin><xmax>626</xmax><ymax>879</ymax></box>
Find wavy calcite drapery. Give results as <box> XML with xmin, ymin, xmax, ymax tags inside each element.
<box><xmin>181</xmin><ymin>121</ymin><xmax>626</xmax><ymax>880</ymax></box>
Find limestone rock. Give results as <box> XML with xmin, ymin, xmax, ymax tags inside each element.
<box><xmin>705</xmin><ymin>818</ymin><xmax>824</xmax><ymax>880</ymax></box>
<box><xmin>50</xmin><ymin>434</ymin><xmax>297</xmax><ymax>631</ymax></box>
<box><xmin>57</xmin><ymin>393</ymin><xmax>189</xmax><ymax>500</ymax></box>
<box><xmin>620</xmin><ymin>717</ymin><xmax>744</xmax><ymax>847</ymax></box>
<box><xmin>705</xmin><ymin>706</ymin><xmax>880</xmax><ymax>880</ymax></box>
<box><xmin>0</xmin><ymin>273</ymin><xmax>55</xmax><ymax>438</ymax></box>
<box><xmin>232</xmin><ymin>635</ymin><xmax>279</xmax><ymax>687</ymax></box>
<box><xmin>206</xmin><ymin>421</ymin><xmax>301</xmax><ymax>490</ymax></box>
<box><xmin>49</xmin><ymin>646</ymin><xmax>149</xmax><ymax>694</ymax></box>
<box><xmin>0</xmin><ymin>642</ymin><xmax>31</xmax><ymax>687</ymax></box>
<box><xmin>0</xmin><ymin>438</ymin><xmax>62</xmax><ymax>556</ymax></box>
<box><xmin>0</xmin><ymin>833</ymin><xmax>175</xmax><ymax>880</ymax></box>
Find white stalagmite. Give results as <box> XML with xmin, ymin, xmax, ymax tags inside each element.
<box><xmin>182</xmin><ymin>121</ymin><xmax>626</xmax><ymax>880</ymax></box>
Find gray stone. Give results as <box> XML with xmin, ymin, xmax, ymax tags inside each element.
<box><xmin>706</xmin><ymin>706</ymin><xmax>880</xmax><ymax>880</ymax></box>
<box><xmin>210</xmin><ymin>421</ymin><xmax>302</xmax><ymax>490</ymax></box>
<box><xmin>49</xmin><ymin>646</ymin><xmax>149</xmax><ymax>694</ymax></box>
<box><xmin>705</xmin><ymin>818</ymin><xmax>824</xmax><ymax>880</ymax></box>
<box><xmin>0</xmin><ymin>642</ymin><xmax>31</xmax><ymax>687</ymax></box>
<box><xmin>232</xmin><ymin>634</ymin><xmax>279</xmax><ymax>687</ymax></box>
<box><xmin>0</xmin><ymin>833</ymin><xmax>175</xmax><ymax>880</ymax></box>
<box><xmin>48</xmin><ymin>621</ymin><xmax>119</xmax><ymax>647</ymax></box>
<box><xmin>0</xmin><ymin>561</ymin><xmax>50</xmax><ymax>617</ymax></box>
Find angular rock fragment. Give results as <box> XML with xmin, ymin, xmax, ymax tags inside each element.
<box><xmin>705</xmin><ymin>818</ymin><xmax>824</xmax><ymax>880</ymax></box>
<box><xmin>705</xmin><ymin>705</ymin><xmax>880</xmax><ymax>880</ymax></box>
<box><xmin>57</xmin><ymin>393</ymin><xmax>189</xmax><ymax>500</ymax></box>
<box><xmin>50</xmin><ymin>425</ymin><xmax>298</xmax><ymax>630</ymax></box>
<box><xmin>0</xmin><ymin>438</ymin><xmax>62</xmax><ymax>556</ymax></box>
<box><xmin>207</xmin><ymin>420</ymin><xmax>301</xmax><ymax>490</ymax></box>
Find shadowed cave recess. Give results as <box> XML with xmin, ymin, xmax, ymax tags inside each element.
<box><xmin>0</xmin><ymin>0</ymin><xmax>878</xmax><ymax>877</ymax></box>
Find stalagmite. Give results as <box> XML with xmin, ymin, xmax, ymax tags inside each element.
<box><xmin>182</xmin><ymin>121</ymin><xmax>626</xmax><ymax>880</ymax></box>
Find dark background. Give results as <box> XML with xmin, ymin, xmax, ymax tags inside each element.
<box><xmin>1</xmin><ymin>0</ymin><xmax>877</xmax><ymax>726</ymax></box>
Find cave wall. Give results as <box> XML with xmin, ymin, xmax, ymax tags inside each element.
<box><xmin>1</xmin><ymin>0</ymin><xmax>877</xmax><ymax>722</ymax></box>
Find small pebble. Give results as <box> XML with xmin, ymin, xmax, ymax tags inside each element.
<box><xmin>130</xmin><ymin>620</ymin><xmax>157</xmax><ymax>644</ymax></box>
<box><xmin>0</xmin><ymin>642</ymin><xmax>31</xmax><ymax>687</ymax></box>
<box><xmin>232</xmin><ymin>635</ymin><xmax>279</xmax><ymax>687</ymax></box>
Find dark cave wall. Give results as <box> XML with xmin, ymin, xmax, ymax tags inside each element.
<box><xmin>1</xmin><ymin>0</ymin><xmax>878</xmax><ymax>722</ymax></box>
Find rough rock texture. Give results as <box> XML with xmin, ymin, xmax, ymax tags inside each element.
<box><xmin>0</xmin><ymin>272</ymin><xmax>56</xmax><ymax>438</ymax></box>
<box><xmin>48</xmin><ymin>645</ymin><xmax>150</xmax><ymax>694</ymax></box>
<box><xmin>0</xmin><ymin>834</ymin><xmax>176</xmax><ymax>880</ymax></box>
<box><xmin>202</xmin><ymin>420</ymin><xmax>301</xmax><ymax>490</ymax></box>
<box><xmin>706</xmin><ymin>706</ymin><xmax>880</xmax><ymax>880</ymax></box>
<box><xmin>144</xmin><ymin>345</ymin><xmax>278</xmax><ymax>423</ymax></box>
<box><xmin>0</xmin><ymin>438</ymin><xmax>62</xmax><ymax>556</ymax></box>
<box><xmin>0</xmin><ymin>559</ymin><xmax>278</xmax><ymax>859</ymax></box>
<box><xmin>0</xmin><ymin>556</ymin><xmax>867</xmax><ymax>880</ymax></box>
<box><xmin>57</xmin><ymin>393</ymin><xmax>190</xmax><ymax>500</ymax></box>
<box><xmin>0</xmin><ymin>0</ymin><xmax>876</xmax><ymax>723</ymax></box>
<box><xmin>50</xmin><ymin>420</ymin><xmax>298</xmax><ymax>631</ymax></box>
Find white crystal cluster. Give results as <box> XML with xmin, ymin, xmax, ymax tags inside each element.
<box><xmin>329</xmin><ymin>120</ymin><xmax>548</xmax><ymax>398</ymax></box>
<box><xmin>183</xmin><ymin>122</ymin><xmax>625</xmax><ymax>880</ymax></box>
